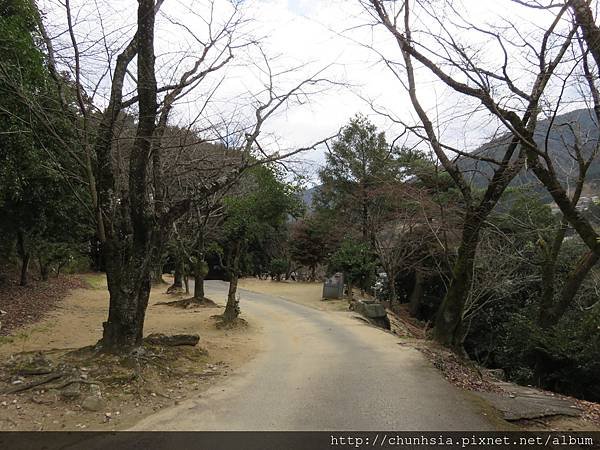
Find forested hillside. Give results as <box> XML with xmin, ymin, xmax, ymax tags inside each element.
<box><xmin>458</xmin><ymin>108</ymin><xmax>600</xmax><ymax>199</ymax></box>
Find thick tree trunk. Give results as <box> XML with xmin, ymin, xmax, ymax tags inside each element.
<box><xmin>101</xmin><ymin>264</ymin><xmax>151</xmax><ymax>350</ymax></box>
<box><xmin>194</xmin><ymin>271</ymin><xmax>205</xmax><ymax>299</ymax></box>
<box><xmin>433</xmin><ymin>216</ymin><xmax>481</xmax><ymax>350</ymax></box>
<box><xmin>100</xmin><ymin>237</ymin><xmax>152</xmax><ymax>350</ymax></box>
<box><xmin>98</xmin><ymin>0</ymin><xmax>157</xmax><ymax>352</ymax></box>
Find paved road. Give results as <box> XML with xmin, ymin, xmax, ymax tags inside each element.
<box><xmin>132</xmin><ymin>281</ymin><xmax>498</xmax><ymax>431</ymax></box>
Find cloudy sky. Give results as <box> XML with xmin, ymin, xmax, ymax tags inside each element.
<box><xmin>41</xmin><ymin>0</ymin><xmax>578</xmax><ymax>183</ymax></box>
<box><xmin>216</xmin><ymin>0</ymin><xmax>573</xmax><ymax>179</ymax></box>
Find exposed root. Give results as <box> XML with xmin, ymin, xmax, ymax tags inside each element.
<box><xmin>45</xmin><ymin>378</ymin><xmax>102</xmax><ymax>390</ymax></box>
<box><xmin>165</xmin><ymin>285</ymin><xmax>185</xmax><ymax>295</ymax></box>
<box><xmin>155</xmin><ymin>297</ymin><xmax>220</xmax><ymax>309</ymax></box>
<box><xmin>4</xmin><ymin>372</ymin><xmax>64</xmax><ymax>394</ymax></box>
<box><xmin>213</xmin><ymin>315</ymin><xmax>248</xmax><ymax>330</ymax></box>
<box><xmin>144</xmin><ymin>333</ymin><xmax>200</xmax><ymax>347</ymax></box>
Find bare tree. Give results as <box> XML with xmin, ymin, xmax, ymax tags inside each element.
<box><xmin>27</xmin><ymin>0</ymin><xmax>335</xmax><ymax>351</ymax></box>
<box><xmin>372</xmin><ymin>181</ymin><xmax>455</xmax><ymax>306</ymax></box>
<box><xmin>537</xmin><ymin>113</ymin><xmax>600</xmax><ymax>328</ymax></box>
<box><xmin>363</xmin><ymin>0</ymin><xmax>577</xmax><ymax>350</ymax></box>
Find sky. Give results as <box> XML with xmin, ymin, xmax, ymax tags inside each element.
<box><xmin>40</xmin><ymin>0</ymin><xmax>581</xmax><ymax>184</ymax></box>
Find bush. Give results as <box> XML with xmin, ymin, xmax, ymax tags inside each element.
<box><xmin>465</xmin><ymin>298</ymin><xmax>600</xmax><ymax>402</ymax></box>
<box><xmin>532</xmin><ymin>309</ymin><xmax>600</xmax><ymax>401</ymax></box>
<box><xmin>268</xmin><ymin>258</ymin><xmax>288</xmax><ymax>281</ymax></box>
<box><xmin>328</xmin><ymin>238</ymin><xmax>377</xmax><ymax>292</ymax></box>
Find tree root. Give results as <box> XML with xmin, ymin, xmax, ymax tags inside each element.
<box><xmin>165</xmin><ymin>285</ymin><xmax>185</xmax><ymax>295</ymax></box>
<box><xmin>214</xmin><ymin>316</ymin><xmax>248</xmax><ymax>330</ymax></box>
<box><xmin>4</xmin><ymin>372</ymin><xmax>64</xmax><ymax>394</ymax></box>
<box><xmin>45</xmin><ymin>378</ymin><xmax>102</xmax><ymax>391</ymax></box>
<box><xmin>155</xmin><ymin>297</ymin><xmax>220</xmax><ymax>309</ymax></box>
<box><xmin>144</xmin><ymin>333</ymin><xmax>199</xmax><ymax>347</ymax></box>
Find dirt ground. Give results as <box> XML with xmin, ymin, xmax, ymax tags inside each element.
<box><xmin>0</xmin><ymin>274</ymin><xmax>262</xmax><ymax>431</ymax></box>
<box><xmin>238</xmin><ymin>278</ymin><xmax>349</xmax><ymax>312</ymax></box>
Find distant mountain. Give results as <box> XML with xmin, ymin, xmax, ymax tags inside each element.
<box><xmin>458</xmin><ymin>108</ymin><xmax>600</xmax><ymax>200</ymax></box>
<box><xmin>301</xmin><ymin>185</ymin><xmax>321</xmax><ymax>211</ymax></box>
<box><xmin>300</xmin><ymin>110</ymin><xmax>600</xmax><ymax>211</ymax></box>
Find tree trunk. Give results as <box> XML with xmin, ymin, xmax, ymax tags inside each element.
<box><xmin>151</xmin><ymin>263</ymin><xmax>165</xmax><ymax>284</ymax></box>
<box><xmin>194</xmin><ymin>271</ymin><xmax>205</xmax><ymax>299</ymax></box>
<box><xmin>569</xmin><ymin>0</ymin><xmax>600</xmax><ymax>70</ymax></box>
<box><xmin>101</xmin><ymin>259</ymin><xmax>151</xmax><ymax>350</ymax></box>
<box><xmin>173</xmin><ymin>268</ymin><xmax>183</xmax><ymax>289</ymax></box>
<box><xmin>362</xmin><ymin>194</ymin><xmax>369</xmax><ymax>242</ymax></box>
<box><xmin>57</xmin><ymin>261</ymin><xmax>66</xmax><ymax>277</ymax></box>
<box><xmin>540</xmin><ymin>250</ymin><xmax>599</xmax><ymax>329</ymax></box>
<box><xmin>388</xmin><ymin>268</ymin><xmax>397</xmax><ymax>304</ymax></box>
<box><xmin>98</xmin><ymin>0</ymin><xmax>157</xmax><ymax>352</ymax></box>
<box><xmin>538</xmin><ymin>220</ymin><xmax>567</xmax><ymax>327</ymax></box>
<box><xmin>17</xmin><ymin>231</ymin><xmax>30</xmax><ymax>287</ymax></box>
<box><xmin>433</xmin><ymin>216</ymin><xmax>481</xmax><ymax>351</ymax></box>
<box><xmin>223</xmin><ymin>242</ymin><xmax>241</xmax><ymax>322</ymax></box>
<box><xmin>347</xmin><ymin>280</ymin><xmax>354</xmax><ymax>300</ymax></box>
<box><xmin>536</xmin><ymin>164</ymin><xmax>594</xmax><ymax>328</ymax></box>
<box><xmin>409</xmin><ymin>269</ymin><xmax>424</xmax><ymax>317</ymax></box>
<box><xmin>90</xmin><ymin>235</ymin><xmax>104</xmax><ymax>272</ymax></box>
<box><xmin>169</xmin><ymin>258</ymin><xmax>184</xmax><ymax>293</ymax></box>
<box><xmin>223</xmin><ymin>272</ymin><xmax>240</xmax><ymax>321</ymax></box>
<box><xmin>39</xmin><ymin>259</ymin><xmax>50</xmax><ymax>281</ymax></box>
<box><xmin>20</xmin><ymin>254</ymin><xmax>30</xmax><ymax>287</ymax></box>
<box><xmin>193</xmin><ymin>257</ymin><xmax>208</xmax><ymax>300</ymax></box>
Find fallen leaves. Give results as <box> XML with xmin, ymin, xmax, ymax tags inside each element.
<box><xmin>575</xmin><ymin>398</ymin><xmax>600</xmax><ymax>428</ymax></box>
<box><xmin>0</xmin><ymin>274</ymin><xmax>85</xmax><ymax>336</ymax></box>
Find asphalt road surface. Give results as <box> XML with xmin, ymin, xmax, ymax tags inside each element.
<box><xmin>132</xmin><ymin>280</ymin><xmax>498</xmax><ymax>431</ymax></box>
